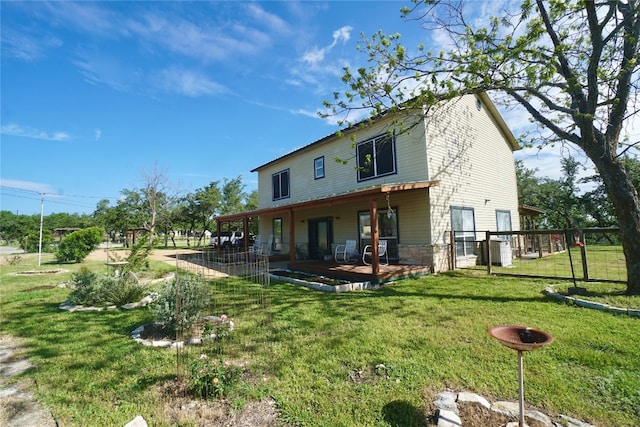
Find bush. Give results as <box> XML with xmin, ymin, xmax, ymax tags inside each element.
<box><xmin>150</xmin><ymin>275</ymin><xmax>209</xmax><ymax>339</ymax></box>
<box><xmin>24</xmin><ymin>231</ymin><xmax>54</xmax><ymax>253</ymax></box>
<box><xmin>188</xmin><ymin>354</ymin><xmax>241</xmax><ymax>399</ymax></box>
<box><xmin>98</xmin><ymin>275</ymin><xmax>146</xmax><ymax>306</ymax></box>
<box><xmin>68</xmin><ymin>268</ymin><xmax>146</xmax><ymax>307</ymax></box>
<box><xmin>68</xmin><ymin>268</ymin><xmax>102</xmax><ymax>306</ymax></box>
<box><xmin>55</xmin><ymin>227</ymin><xmax>104</xmax><ymax>262</ymax></box>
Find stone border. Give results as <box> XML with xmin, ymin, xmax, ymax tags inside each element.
<box><xmin>270</xmin><ymin>269</ymin><xmax>381</xmax><ymax>293</ymax></box>
<box><xmin>433</xmin><ymin>391</ymin><xmax>595</xmax><ymax>427</ymax></box>
<box><xmin>543</xmin><ymin>285</ymin><xmax>640</xmax><ymax>317</ymax></box>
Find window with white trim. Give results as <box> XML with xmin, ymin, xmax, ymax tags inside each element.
<box><xmin>496</xmin><ymin>210</ymin><xmax>512</xmax><ymax>241</ymax></box>
<box><xmin>272</xmin><ymin>169</ymin><xmax>290</xmax><ymax>201</ymax></box>
<box><xmin>451</xmin><ymin>206</ymin><xmax>476</xmax><ymax>258</ymax></box>
<box><xmin>356</xmin><ymin>132</ymin><xmax>396</xmax><ymax>181</ymax></box>
<box><xmin>314</xmin><ymin>156</ymin><xmax>325</xmax><ymax>179</ymax></box>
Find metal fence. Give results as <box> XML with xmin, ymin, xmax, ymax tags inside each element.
<box><xmin>453</xmin><ymin>228</ymin><xmax>626</xmax><ymax>283</ymax></box>
<box><xmin>173</xmin><ymin>250</ymin><xmax>272</xmax><ymax>394</ymax></box>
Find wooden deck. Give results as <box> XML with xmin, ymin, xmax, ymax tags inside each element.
<box><xmin>278</xmin><ymin>260</ymin><xmax>432</xmax><ymax>284</ymax></box>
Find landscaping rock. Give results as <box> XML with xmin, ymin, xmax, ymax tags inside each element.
<box><xmin>124</xmin><ymin>415</ymin><xmax>148</xmax><ymax>427</ymax></box>
<box><xmin>457</xmin><ymin>391</ymin><xmax>490</xmax><ymax>409</ymax></box>
<box><xmin>436</xmin><ymin>409</ymin><xmax>462</xmax><ymax>427</ymax></box>
<box><xmin>433</xmin><ymin>391</ymin><xmax>597</xmax><ymax>427</ymax></box>
<box><xmin>434</xmin><ymin>391</ymin><xmax>458</xmax><ymax>413</ymax></box>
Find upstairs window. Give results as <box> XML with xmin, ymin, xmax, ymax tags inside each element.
<box><xmin>314</xmin><ymin>156</ymin><xmax>325</xmax><ymax>179</ymax></box>
<box><xmin>356</xmin><ymin>132</ymin><xmax>396</xmax><ymax>181</ymax></box>
<box><xmin>272</xmin><ymin>169</ymin><xmax>290</xmax><ymax>201</ymax></box>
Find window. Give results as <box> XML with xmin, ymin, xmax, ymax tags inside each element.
<box><xmin>272</xmin><ymin>169</ymin><xmax>290</xmax><ymax>201</ymax></box>
<box><xmin>451</xmin><ymin>206</ymin><xmax>476</xmax><ymax>258</ymax></box>
<box><xmin>356</xmin><ymin>132</ymin><xmax>396</xmax><ymax>181</ymax></box>
<box><xmin>358</xmin><ymin>208</ymin><xmax>399</xmax><ymax>258</ymax></box>
<box><xmin>314</xmin><ymin>156</ymin><xmax>325</xmax><ymax>179</ymax></box>
<box><xmin>496</xmin><ymin>210</ymin><xmax>512</xmax><ymax>241</ymax></box>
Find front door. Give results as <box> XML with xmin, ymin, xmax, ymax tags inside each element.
<box><xmin>308</xmin><ymin>217</ymin><xmax>333</xmax><ymax>260</ymax></box>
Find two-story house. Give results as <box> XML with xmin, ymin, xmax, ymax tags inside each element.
<box><xmin>216</xmin><ymin>93</ymin><xmax>520</xmax><ymax>282</ymax></box>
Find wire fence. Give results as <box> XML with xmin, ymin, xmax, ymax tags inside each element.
<box><xmin>454</xmin><ymin>228</ymin><xmax>626</xmax><ymax>283</ymax></box>
<box><xmin>173</xmin><ymin>250</ymin><xmax>272</xmax><ymax>396</ymax></box>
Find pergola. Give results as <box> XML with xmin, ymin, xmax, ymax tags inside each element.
<box><xmin>214</xmin><ymin>180</ymin><xmax>439</xmax><ymax>276</ymax></box>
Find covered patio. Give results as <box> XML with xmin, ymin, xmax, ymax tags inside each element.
<box><xmin>215</xmin><ymin>181</ymin><xmax>438</xmax><ymax>283</ymax></box>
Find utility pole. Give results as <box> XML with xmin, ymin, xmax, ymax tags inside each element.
<box><xmin>38</xmin><ymin>193</ymin><xmax>44</xmax><ymax>267</ymax></box>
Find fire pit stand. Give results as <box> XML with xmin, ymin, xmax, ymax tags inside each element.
<box><xmin>488</xmin><ymin>325</ymin><xmax>553</xmax><ymax>427</ymax></box>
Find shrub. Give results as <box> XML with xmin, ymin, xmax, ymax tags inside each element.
<box><xmin>150</xmin><ymin>275</ymin><xmax>209</xmax><ymax>338</ymax></box>
<box><xmin>68</xmin><ymin>268</ymin><xmax>102</xmax><ymax>306</ymax></box>
<box><xmin>98</xmin><ymin>275</ymin><xmax>146</xmax><ymax>306</ymax></box>
<box><xmin>188</xmin><ymin>354</ymin><xmax>241</xmax><ymax>399</ymax></box>
<box><xmin>68</xmin><ymin>268</ymin><xmax>146</xmax><ymax>307</ymax></box>
<box><xmin>55</xmin><ymin>227</ymin><xmax>104</xmax><ymax>262</ymax></box>
<box><xmin>24</xmin><ymin>232</ymin><xmax>54</xmax><ymax>253</ymax></box>
<box><xmin>121</xmin><ymin>237</ymin><xmax>154</xmax><ymax>273</ymax></box>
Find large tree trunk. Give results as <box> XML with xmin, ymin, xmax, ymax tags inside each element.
<box><xmin>593</xmin><ymin>154</ymin><xmax>640</xmax><ymax>295</ymax></box>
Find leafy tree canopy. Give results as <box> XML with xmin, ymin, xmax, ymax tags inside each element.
<box><xmin>327</xmin><ymin>0</ymin><xmax>640</xmax><ymax>293</ymax></box>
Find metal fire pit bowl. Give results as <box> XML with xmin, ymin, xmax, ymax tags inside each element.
<box><xmin>488</xmin><ymin>325</ymin><xmax>553</xmax><ymax>352</ymax></box>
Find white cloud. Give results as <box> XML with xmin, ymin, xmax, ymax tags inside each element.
<box><xmin>0</xmin><ymin>179</ymin><xmax>55</xmax><ymax>195</ymax></box>
<box><xmin>159</xmin><ymin>67</ymin><xmax>228</xmax><ymax>97</ymax></box>
<box><xmin>244</xmin><ymin>3</ymin><xmax>291</xmax><ymax>35</ymax></box>
<box><xmin>1</xmin><ymin>124</ymin><xmax>71</xmax><ymax>141</ymax></box>
<box><xmin>1</xmin><ymin>28</ymin><xmax>62</xmax><ymax>61</ymax></box>
<box><xmin>302</xmin><ymin>25</ymin><xmax>352</xmax><ymax>65</ymax></box>
<box><xmin>95</xmin><ymin>129</ymin><xmax>102</xmax><ymax>141</ymax></box>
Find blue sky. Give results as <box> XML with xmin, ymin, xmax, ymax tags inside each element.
<box><xmin>1</xmin><ymin>0</ymin><xmax>566</xmax><ymax>216</ymax></box>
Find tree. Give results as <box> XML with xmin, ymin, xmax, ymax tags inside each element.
<box><xmin>581</xmin><ymin>156</ymin><xmax>640</xmax><ymax>228</ymax></box>
<box><xmin>328</xmin><ymin>0</ymin><xmax>640</xmax><ymax>294</ymax></box>
<box><xmin>55</xmin><ymin>226</ymin><xmax>104</xmax><ymax>263</ymax></box>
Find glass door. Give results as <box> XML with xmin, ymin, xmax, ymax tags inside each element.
<box><xmin>308</xmin><ymin>217</ymin><xmax>333</xmax><ymax>260</ymax></box>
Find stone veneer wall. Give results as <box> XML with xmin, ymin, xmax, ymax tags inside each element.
<box><xmin>398</xmin><ymin>244</ymin><xmax>451</xmax><ymax>273</ymax></box>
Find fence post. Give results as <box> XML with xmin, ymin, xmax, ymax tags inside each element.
<box><xmin>449</xmin><ymin>230</ymin><xmax>455</xmax><ymax>270</ymax></box>
<box><xmin>580</xmin><ymin>230</ymin><xmax>589</xmax><ymax>281</ymax></box>
<box><xmin>537</xmin><ymin>233</ymin><xmax>544</xmax><ymax>259</ymax></box>
<box><xmin>486</xmin><ymin>230</ymin><xmax>492</xmax><ymax>275</ymax></box>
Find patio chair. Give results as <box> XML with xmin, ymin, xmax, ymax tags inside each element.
<box><xmin>362</xmin><ymin>240</ymin><xmax>389</xmax><ymax>266</ymax></box>
<box><xmin>250</xmin><ymin>235</ymin><xmax>263</xmax><ymax>254</ymax></box>
<box><xmin>263</xmin><ymin>234</ymin><xmax>274</xmax><ymax>256</ymax></box>
<box><xmin>334</xmin><ymin>240</ymin><xmax>357</xmax><ymax>263</ymax></box>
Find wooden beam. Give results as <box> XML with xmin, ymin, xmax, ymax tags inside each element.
<box><xmin>370</xmin><ymin>198</ymin><xmax>379</xmax><ymax>276</ymax></box>
<box><xmin>289</xmin><ymin>209</ymin><xmax>296</xmax><ymax>264</ymax></box>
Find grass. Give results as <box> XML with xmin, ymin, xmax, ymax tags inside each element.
<box><xmin>1</xmin><ymin>253</ymin><xmax>639</xmax><ymax>426</ymax></box>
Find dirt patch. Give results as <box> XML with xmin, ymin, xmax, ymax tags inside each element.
<box><xmin>14</xmin><ymin>269</ymin><xmax>66</xmax><ymax>275</ymax></box>
<box><xmin>157</xmin><ymin>380</ymin><xmax>284</xmax><ymax>427</ymax></box>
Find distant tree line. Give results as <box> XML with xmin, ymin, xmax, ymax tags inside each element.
<box><xmin>0</xmin><ymin>173</ymin><xmax>257</xmax><ymax>252</ymax></box>
<box><xmin>517</xmin><ymin>156</ymin><xmax>640</xmax><ymax>231</ymax></box>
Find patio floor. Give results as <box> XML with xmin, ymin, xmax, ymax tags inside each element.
<box><xmin>274</xmin><ymin>259</ymin><xmax>432</xmax><ymax>284</ymax></box>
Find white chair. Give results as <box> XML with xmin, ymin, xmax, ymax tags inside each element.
<box><xmin>263</xmin><ymin>234</ymin><xmax>274</xmax><ymax>256</ymax></box>
<box><xmin>250</xmin><ymin>235</ymin><xmax>262</xmax><ymax>254</ymax></box>
<box><xmin>334</xmin><ymin>240</ymin><xmax>357</xmax><ymax>263</ymax></box>
<box><xmin>362</xmin><ymin>240</ymin><xmax>388</xmax><ymax>265</ymax></box>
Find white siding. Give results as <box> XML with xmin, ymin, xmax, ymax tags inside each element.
<box><xmin>256</xmin><ymin>114</ymin><xmax>429</xmax><ymax>209</ymax></box>
<box><xmin>426</xmin><ymin>95</ymin><xmax>520</xmax><ymax>249</ymax></box>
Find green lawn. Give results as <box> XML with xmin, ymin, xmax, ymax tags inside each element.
<box><xmin>1</xmin><ymin>254</ymin><xmax>639</xmax><ymax>426</ymax></box>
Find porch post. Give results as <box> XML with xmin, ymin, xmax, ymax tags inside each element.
<box><xmin>289</xmin><ymin>208</ymin><xmax>296</xmax><ymax>264</ymax></box>
<box><xmin>216</xmin><ymin>221</ymin><xmax>222</xmax><ymax>254</ymax></box>
<box><xmin>243</xmin><ymin>216</ymin><xmax>249</xmax><ymax>253</ymax></box>
<box><xmin>370</xmin><ymin>198</ymin><xmax>379</xmax><ymax>276</ymax></box>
